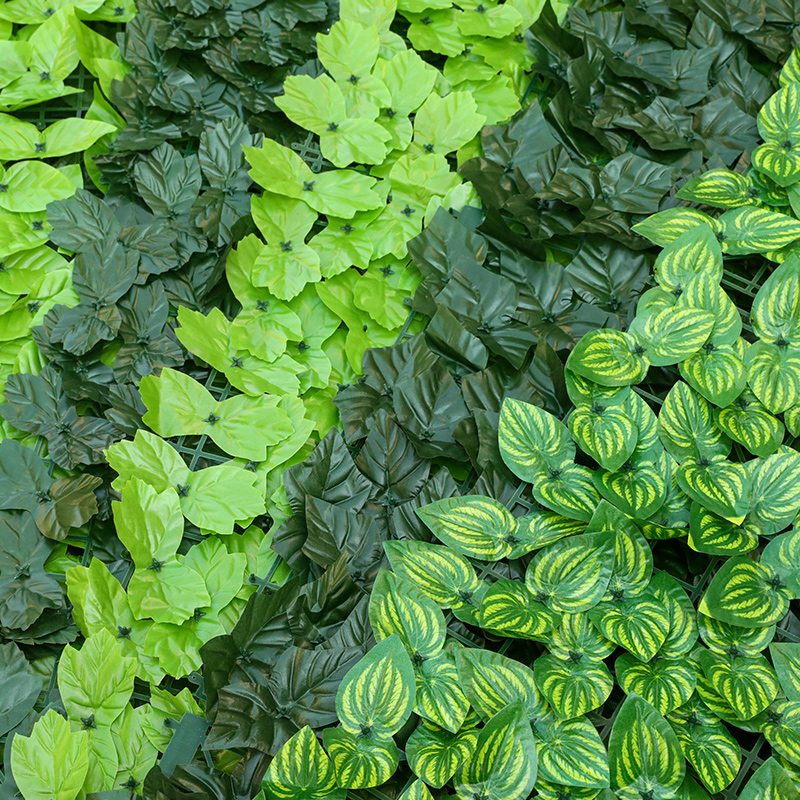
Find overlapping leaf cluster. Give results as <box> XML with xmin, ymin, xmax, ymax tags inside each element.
<box><xmin>232</xmin><ymin>54</ymin><xmax>800</xmax><ymax>800</ymax></box>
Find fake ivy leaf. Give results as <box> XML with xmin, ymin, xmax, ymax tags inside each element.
<box><xmin>58</xmin><ymin>628</ymin><xmax>137</xmax><ymax>728</ymax></box>
<box><xmin>699</xmin><ymin>556</ymin><xmax>791</xmax><ymax>627</ymax></box>
<box><xmin>0</xmin><ymin>160</ymin><xmax>76</xmax><ymax>213</ymax></box>
<box><xmin>416</xmin><ymin>495</ymin><xmax>517</xmax><ymax>561</ymax></box>
<box><xmin>525</xmin><ymin>531</ymin><xmax>615</xmax><ymax>613</ymax></box>
<box><xmin>369</xmin><ymin>571</ymin><xmax>445</xmax><ymax>660</ymax></box>
<box><xmin>277</xmin><ymin>75</ymin><xmax>390</xmax><ymax>167</ymax></box>
<box><xmin>534</xmin><ymin>654</ymin><xmax>613</xmax><ymax>720</ymax></box>
<box><xmin>0</xmin><ymin>115</ymin><xmax>115</xmax><ymax>160</ymax></box>
<box><xmin>323</xmin><ymin>727</ymin><xmax>398</xmax><ymax>790</ymax></box>
<box><xmin>608</xmin><ymin>694</ymin><xmax>685</xmax><ymax>800</ymax></box>
<box><xmin>453</xmin><ymin>702</ymin><xmax>537</xmax><ymax>800</ymax></box>
<box><xmin>0</xmin><ymin>642</ymin><xmax>43</xmax><ymax>738</ymax></box>
<box><xmin>413</xmin><ymin>91</ymin><xmax>486</xmax><ymax>155</ymax></box>
<box><xmin>245</xmin><ymin>139</ymin><xmax>384</xmax><ymax>218</ymax></box>
<box><xmin>378</xmin><ymin>48</ymin><xmax>437</xmax><ymax>114</ymax></box>
<box><xmin>263</xmin><ymin>726</ymin><xmax>345</xmax><ymax>800</ymax></box>
<box><xmin>10</xmin><ymin>709</ymin><xmax>89</xmax><ymax>800</ymax></box>
<box><xmin>336</xmin><ymin>634</ymin><xmax>415</xmax><ymax>738</ymax></box>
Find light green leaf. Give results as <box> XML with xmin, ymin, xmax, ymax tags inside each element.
<box><xmin>413</xmin><ymin>91</ymin><xmax>486</xmax><ymax>155</ymax></box>
<box><xmin>0</xmin><ymin>160</ymin><xmax>75</xmax><ymax>212</ymax></box>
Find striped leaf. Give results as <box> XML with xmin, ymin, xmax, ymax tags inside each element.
<box><xmin>414</xmin><ymin>648</ymin><xmax>470</xmax><ymax>733</ymax></box>
<box><xmin>688</xmin><ymin>503</ymin><xmax>760</xmax><ymax>556</ymax></box>
<box><xmin>534</xmin><ymin>715</ymin><xmax>610</xmax><ymax>789</ymax></box>
<box><xmin>632</xmin><ymin>207</ymin><xmax>716</xmax><ymax>247</ymax></box>
<box><xmin>546</xmin><ymin>613</ymin><xmax>616</xmax><ymax>663</ymax></box>
<box><xmin>624</xmin><ymin>392</ymin><xmax>660</xmax><ymax>453</ymax></box>
<box><xmin>398</xmin><ymin>779</ymin><xmax>434</xmax><ymax>800</ymax></box>
<box><xmin>770</xmin><ymin>644</ymin><xmax>800</xmax><ymax>701</ymax></box>
<box><xmin>568</xmin><ymin>404</ymin><xmax>637</xmax><ymax>472</ymax></box>
<box><xmin>676</xmin><ymin>454</ymin><xmax>751</xmax><ymax>522</ymax></box>
<box><xmin>679</xmin><ymin>276</ymin><xmax>741</xmax><ymax>346</ymax></box>
<box><xmin>762</xmin><ymin>528</ymin><xmax>800</xmax><ymax>597</ymax></box>
<box><xmin>454</xmin><ymin>702</ymin><xmax>538</xmax><ymax>800</ymax></box>
<box><xmin>514</xmin><ymin>511</ymin><xmax>585</xmax><ymax>554</ymax></box>
<box><xmin>534</xmin><ymin>654</ymin><xmax>613</xmax><ymax>721</ymax></box>
<box><xmin>650</xmin><ymin>571</ymin><xmax>698</xmax><ymax>658</ymax></box>
<box><xmin>536</xmin><ymin>782</ymin><xmax>610</xmax><ymax>800</ymax></box>
<box><xmin>593</xmin><ymin>448</ymin><xmax>670</xmax><ymax>520</ymax></box>
<box><xmin>263</xmin><ymin>726</ymin><xmax>345</xmax><ymax>800</ymax></box>
<box><xmin>498</xmin><ymin>398</ymin><xmax>574</xmax><ymax>484</ymax></box>
<box><xmin>760</xmin><ymin>700</ymin><xmax>800</xmax><ymax>766</ymax></box>
<box><xmin>616</xmin><ymin>654</ymin><xmax>696</xmax><ymax>715</ymax></box>
<box><xmin>680</xmin><ymin>343</ymin><xmax>748</xmax><ymax>408</ymax></box>
<box><xmin>589</xmin><ymin>594</ymin><xmax>670</xmax><ymax>661</ymax></box>
<box><xmin>322</xmin><ymin>727</ymin><xmax>398</xmax><ymax>790</ymax></box>
<box><xmin>605</xmin><ymin>526</ymin><xmax>653</xmax><ymax>601</ymax></box>
<box><xmin>406</xmin><ymin>717</ymin><xmax>479</xmax><ymax>789</ymax></box>
<box><xmin>479</xmin><ymin>579</ymin><xmax>562</xmax><ymax>639</ymax></box>
<box><xmin>699</xmin><ymin>556</ymin><xmax>791</xmax><ymax>628</ymax></box>
<box><xmin>630</xmin><ymin>306</ymin><xmax>715</xmax><ymax>367</ymax></box>
<box><xmin>786</xmin><ymin>404</ymin><xmax>800</xmax><ymax>436</ymax></box>
<box><xmin>369</xmin><ymin>571</ymin><xmax>445</xmax><ymax>660</ymax></box>
<box><xmin>653</xmin><ymin>224</ymin><xmax>723</xmax><ymax>292</ymax></box>
<box><xmin>525</xmin><ymin>530</ymin><xmax>615</xmax><ymax>613</ymax></box>
<box><xmin>781</xmin><ymin>47</ymin><xmax>800</xmax><ymax>86</ymax></box>
<box><xmin>695</xmin><ymin>672</ymin><xmax>755</xmax><ymax>730</ymax></box>
<box><xmin>746</xmin><ymin>341</ymin><xmax>800</xmax><ymax>414</ymax></box>
<box><xmin>739</xmin><ymin>757</ymin><xmax>800</xmax><ymax>800</ymax></box>
<box><xmin>534</xmin><ymin>463</ymin><xmax>601</xmax><ymax>522</ymax></box>
<box><xmin>384</xmin><ymin>540</ymin><xmax>479</xmax><ymax>609</ymax></box>
<box><xmin>699</xmin><ymin>650</ymin><xmax>779</xmax><ymax>720</ymax></box>
<box><xmin>676</xmin><ymin>169</ymin><xmax>751</xmax><ymax>208</ymax></box>
<box><xmin>753</xmin><ymin>143</ymin><xmax>800</xmax><ymax>188</ymax></box>
<box><xmin>565</xmin><ymin>329</ymin><xmax>649</xmax><ymax>388</ymax></box>
<box><xmin>718</xmin><ymin>207</ymin><xmax>800</xmax><ymax>256</ymax></box>
<box><xmin>608</xmin><ymin>694</ymin><xmax>685</xmax><ymax>799</ymax></box>
<box><xmin>698</xmin><ymin>612</ymin><xmax>776</xmax><ymax>657</ymax></box>
<box><xmin>336</xmin><ymin>635</ymin><xmax>415</xmax><ymax>738</ymax></box>
<box><xmin>748</xmin><ymin>449</ymin><xmax>800</xmax><ymax>534</ymax></box>
<box><xmin>751</xmin><ymin>255</ymin><xmax>800</xmax><ymax>346</ymax></box>
<box><xmin>416</xmin><ymin>495</ymin><xmax>517</xmax><ymax>561</ymax></box>
<box><xmin>456</xmin><ymin>648</ymin><xmax>547</xmax><ymax>723</ymax></box>
<box><xmin>757</xmin><ymin>82</ymin><xmax>800</xmax><ymax>147</ymax></box>
<box><xmin>658</xmin><ymin>382</ymin><xmax>730</xmax><ymax>462</ymax></box>
<box><xmin>450</xmin><ymin>582</ymin><xmax>489</xmax><ymax>627</ymax></box>
<box><xmin>715</xmin><ymin>391</ymin><xmax>785</xmax><ymax>457</ymax></box>
<box><xmin>565</xmin><ymin>370</ymin><xmax>631</xmax><ymax>408</ymax></box>
<box><xmin>667</xmin><ymin>699</ymin><xmax>741</xmax><ymax>794</ymax></box>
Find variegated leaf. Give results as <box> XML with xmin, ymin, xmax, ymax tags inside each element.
<box><xmin>632</xmin><ymin>207</ymin><xmax>717</xmax><ymax>248</ymax></box>
<box><xmin>565</xmin><ymin>370</ymin><xmax>631</xmax><ymax>408</ymax></box>
<box><xmin>630</xmin><ymin>306</ymin><xmax>715</xmax><ymax>367</ymax></box>
<box><xmin>667</xmin><ymin>699</ymin><xmax>741</xmax><ymax>794</ymax></box>
<box><xmin>589</xmin><ymin>594</ymin><xmax>670</xmax><ymax>662</ymax></box>
<box><xmin>699</xmin><ymin>650</ymin><xmax>779</xmax><ymax>720</ymax></box>
<box><xmin>698</xmin><ymin>612</ymin><xmax>776</xmax><ymax>657</ymax></box>
<box><xmin>479</xmin><ymin>579</ymin><xmax>561</xmax><ymax>639</ymax></box>
<box><xmin>688</xmin><ymin>502</ymin><xmax>760</xmax><ymax>556</ymax></box>
<box><xmin>715</xmin><ymin>391</ymin><xmax>785</xmax><ymax>457</ymax></box>
<box><xmin>545</xmin><ymin>613</ymin><xmax>616</xmax><ymax>663</ymax></box>
<box><xmin>760</xmin><ymin>701</ymin><xmax>800</xmax><ymax>766</ymax></box>
<box><xmin>568</xmin><ymin>404</ymin><xmax>637</xmax><ymax>472</ymax></box>
<box><xmin>770</xmin><ymin>644</ymin><xmax>800</xmax><ymax>702</ymax></box>
<box><xmin>608</xmin><ymin>694</ymin><xmax>685</xmax><ymax>799</ymax></box>
<box><xmin>678</xmin><ymin>275</ymin><xmax>741</xmax><ymax>346</ymax></box>
<box><xmin>738</xmin><ymin>757</ymin><xmax>800</xmax><ymax>800</ymax></box>
<box><xmin>534</xmin><ymin>654</ymin><xmax>613</xmax><ymax>720</ymax></box>
<box><xmin>762</xmin><ymin>528</ymin><xmax>800</xmax><ymax>597</ymax></box>
<box><xmin>533</xmin><ymin>463</ymin><xmax>600</xmax><ymax>522</ymax></box>
<box><xmin>457</xmin><ymin>648</ymin><xmax>547</xmax><ymax>723</ymax></box>
<box><xmin>513</xmin><ymin>511</ymin><xmax>585</xmax><ymax>555</ymax></box>
<box><xmin>322</xmin><ymin>728</ymin><xmax>398</xmax><ymax>790</ymax></box>
<box><xmin>565</xmin><ymin>329</ymin><xmax>649</xmax><ymax>388</ymax></box>
<box><xmin>336</xmin><ymin>635</ymin><xmax>415</xmax><ymax>738</ymax></box>
<box><xmin>414</xmin><ymin>646</ymin><xmax>470</xmax><ymax>733</ymax></box>
<box><xmin>604</xmin><ymin>526</ymin><xmax>653</xmax><ymax>601</ymax></box>
<box><xmin>699</xmin><ymin>557</ymin><xmax>791</xmax><ymax>628</ymax></box>
<box><xmin>398</xmin><ymin>778</ymin><xmax>434</xmax><ymax>800</ymax></box>
<box><xmin>680</xmin><ymin>343</ymin><xmax>747</xmax><ymax>408</ymax></box>
<box><xmin>676</xmin><ymin>169</ymin><xmax>751</xmax><ymax>208</ymax></box>
<box><xmin>753</xmin><ymin>142</ymin><xmax>800</xmax><ymax>188</ymax></box>
<box><xmin>751</xmin><ymin>255</ymin><xmax>800</xmax><ymax>347</ymax></box>
<box><xmin>650</xmin><ymin>571</ymin><xmax>698</xmax><ymax>658</ymax></box>
<box><xmin>454</xmin><ymin>702</ymin><xmax>538</xmax><ymax>800</ymax></box>
<box><xmin>525</xmin><ymin>531</ymin><xmax>615</xmax><ymax>613</ymax></box>
<box><xmin>748</xmin><ymin>448</ymin><xmax>800</xmax><ymax>535</ymax></box>
<box><xmin>384</xmin><ymin>540</ymin><xmax>479</xmax><ymax>609</ymax></box>
<box><xmin>746</xmin><ymin>340</ymin><xmax>800</xmax><ymax>414</ymax></box>
<box><xmin>263</xmin><ymin>726</ymin><xmax>345</xmax><ymax>800</ymax></box>
<box><xmin>593</xmin><ymin>448</ymin><xmax>670</xmax><ymax>520</ymax></box>
<box><xmin>498</xmin><ymin>397</ymin><xmax>574</xmax><ymax>484</ymax></box>
<box><xmin>676</xmin><ymin>454</ymin><xmax>751</xmax><ymax>522</ymax></box>
<box><xmin>653</xmin><ymin>224</ymin><xmax>723</xmax><ymax>292</ymax></box>
<box><xmin>616</xmin><ymin>654</ymin><xmax>696</xmax><ymax>715</ymax></box>
<box><xmin>658</xmin><ymin>382</ymin><xmax>730</xmax><ymax>461</ymax></box>
<box><xmin>406</xmin><ymin>717</ymin><xmax>479</xmax><ymax>789</ymax></box>
<box><xmin>695</xmin><ymin>672</ymin><xmax>753</xmax><ymax>729</ymax></box>
<box><xmin>534</xmin><ymin>715</ymin><xmax>610</xmax><ymax>789</ymax></box>
<box><xmin>718</xmin><ymin>206</ymin><xmax>800</xmax><ymax>256</ymax></box>
<box><xmin>781</xmin><ymin>47</ymin><xmax>800</xmax><ymax>86</ymax></box>
<box><xmin>416</xmin><ymin>495</ymin><xmax>517</xmax><ymax>561</ymax></box>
